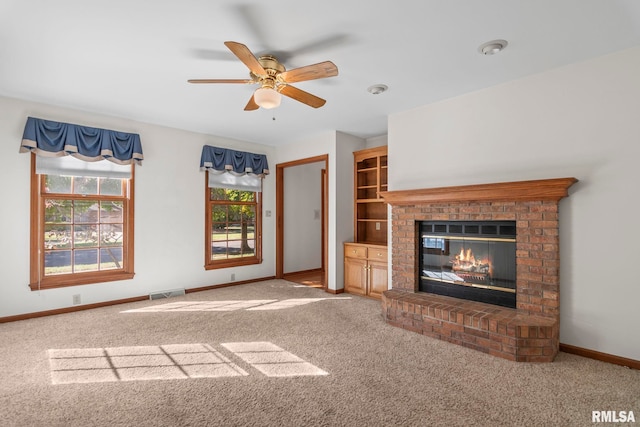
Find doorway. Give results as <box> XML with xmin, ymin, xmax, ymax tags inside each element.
<box><xmin>276</xmin><ymin>155</ymin><xmax>329</xmax><ymax>289</ymax></box>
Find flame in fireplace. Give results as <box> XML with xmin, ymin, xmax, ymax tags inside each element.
<box><xmin>458</xmin><ymin>248</ymin><xmax>475</xmax><ymax>264</ymax></box>
<box><xmin>452</xmin><ymin>247</ymin><xmax>491</xmax><ymax>275</ymax></box>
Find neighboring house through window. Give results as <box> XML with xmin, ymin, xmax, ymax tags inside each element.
<box><xmin>29</xmin><ymin>155</ymin><xmax>135</xmax><ymax>289</ymax></box>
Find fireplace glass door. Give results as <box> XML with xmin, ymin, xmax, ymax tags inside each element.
<box><xmin>419</xmin><ymin>221</ymin><xmax>516</xmax><ymax>308</ymax></box>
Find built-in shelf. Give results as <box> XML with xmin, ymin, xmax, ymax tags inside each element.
<box><xmin>357</xmin><ymin>167</ymin><xmax>378</xmax><ymax>173</ymax></box>
<box><xmin>357</xmin><ymin>199</ymin><xmax>384</xmax><ymax>203</ymax></box>
<box><xmin>354</xmin><ymin>145</ymin><xmax>388</xmax><ymax>245</ymax></box>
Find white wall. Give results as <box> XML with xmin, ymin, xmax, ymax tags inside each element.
<box><xmin>388</xmin><ymin>46</ymin><xmax>640</xmax><ymax>360</ymax></box>
<box><xmin>274</xmin><ymin>131</ymin><xmax>364</xmax><ymax>291</ymax></box>
<box><xmin>283</xmin><ymin>162</ymin><xmax>323</xmax><ymax>273</ymax></box>
<box><xmin>365</xmin><ymin>134</ymin><xmax>388</xmax><ymax>149</ymax></box>
<box><xmin>0</xmin><ymin>96</ymin><xmax>276</xmax><ymax>317</ymax></box>
<box><xmin>335</xmin><ymin>132</ymin><xmax>367</xmax><ymax>287</ymax></box>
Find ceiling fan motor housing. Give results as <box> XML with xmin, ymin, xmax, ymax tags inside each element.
<box><xmin>258</xmin><ymin>56</ymin><xmax>286</xmax><ymax>73</ymax></box>
<box><xmin>248</xmin><ymin>56</ymin><xmax>286</xmax><ymax>90</ymax></box>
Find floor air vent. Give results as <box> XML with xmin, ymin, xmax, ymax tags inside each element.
<box><xmin>149</xmin><ymin>288</ymin><xmax>186</xmax><ymax>300</ymax></box>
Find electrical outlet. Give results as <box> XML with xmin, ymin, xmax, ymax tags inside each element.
<box><xmin>231</xmin><ymin>273</ymin><xmax>236</xmax><ymax>281</ymax></box>
<box><xmin>375</xmin><ymin>222</ymin><xmax>381</xmax><ymax>231</ymax></box>
<box><xmin>72</xmin><ymin>294</ymin><xmax>81</xmax><ymax>305</ymax></box>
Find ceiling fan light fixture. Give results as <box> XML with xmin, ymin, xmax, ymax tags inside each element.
<box><xmin>254</xmin><ymin>87</ymin><xmax>282</xmax><ymax>109</ymax></box>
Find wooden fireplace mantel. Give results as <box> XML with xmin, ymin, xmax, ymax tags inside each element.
<box><xmin>379</xmin><ymin>177</ymin><xmax>578</xmax><ymax>205</ymax></box>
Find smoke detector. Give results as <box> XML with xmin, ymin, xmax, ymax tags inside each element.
<box><xmin>478</xmin><ymin>39</ymin><xmax>508</xmax><ymax>55</ymax></box>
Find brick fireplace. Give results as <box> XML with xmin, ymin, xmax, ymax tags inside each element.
<box><xmin>380</xmin><ymin>178</ymin><xmax>577</xmax><ymax>362</ymax></box>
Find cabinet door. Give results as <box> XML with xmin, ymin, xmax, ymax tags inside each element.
<box><xmin>367</xmin><ymin>259</ymin><xmax>388</xmax><ymax>299</ymax></box>
<box><xmin>344</xmin><ymin>257</ymin><xmax>368</xmax><ymax>296</ymax></box>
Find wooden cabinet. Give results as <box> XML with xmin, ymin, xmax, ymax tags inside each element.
<box><xmin>345</xmin><ymin>146</ymin><xmax>389</xmax><ymax>299</ymax></box>
<box><xmin>354</xmin><ymin>146</ymin><xmax>388</xmax><ymax>245</ymax></box>
<box><xmin>344</xmin><ymin>242</ymin><xmax>388</xmax><ymax>299</ymax></box>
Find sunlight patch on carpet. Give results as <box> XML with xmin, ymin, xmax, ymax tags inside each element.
<box><xmin>121</xmin><ymin>300</ymin><xmax>277</xmax><ymax>313</ymax></box>
<box><xmin>48</xmin><ymin>342</ymin><xmax>329</xmax><ymax>384</ymax></box>
<box><xmin>292</xmin><ymin>282</ymin><xmax>324</xmax><ymax>288</ymax></box>
<box><xmin>222</xmin><ymin>342</ymin><xmax>329</xmax><ymax>377</ymax></box>
<box><xmin>48</xmin><ymin>343</ymin><xmax>248</xmax><ymax>384</ymax></box>
<box><xmin>246</xmin><ymin>297</ymin><xmax>350</xmax><ymax>311</ymax></box>
<box><xmin>121</xmin><ymin>297</ymin><xmax>351</xmax><ymax>313</ymax></box>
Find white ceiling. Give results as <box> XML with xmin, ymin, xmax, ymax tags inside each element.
<box><xmin>2</xmin><ymin>0</ymin><xmax>640</xmax><ymax>147</ymax></box>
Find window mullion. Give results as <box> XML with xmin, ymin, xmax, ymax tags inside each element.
<box><xmin>38</xmin><ymin>185</ymin><xmax>47</xmax><ymax>284</ymax></box>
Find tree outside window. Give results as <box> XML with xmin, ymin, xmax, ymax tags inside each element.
<box><xmin>205</xmin><ymin>186</ymin><xmax>262</xmax><ymax>269</ymax></box>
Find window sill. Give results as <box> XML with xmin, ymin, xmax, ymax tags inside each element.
<box><xmin>29</xmin><ymin>271</ymin><xmax>135</xmax><ymax>291</ymax></box>
<box><xmin>204</xmin><ymin>258</ymin><xmax>261</xmax><ymax>270</ymax></box>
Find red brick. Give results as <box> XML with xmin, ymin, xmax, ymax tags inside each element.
<box><xmin>521</xmin><ymin>355</ymin><xmax>555</xmax><ymax>363</ymax></box>
<box><xmin>519</xmin><ymin>258</ymin><xmax>543</xmax><ymax>267</ymax></box>
<box><xmin>530</xmin><ymin>204</ymin><xmax>558</xmax><ymax>213</ymax></box>
<box><xmin>500</xmin><ymin>345</ymin><xmax>516</xmax><ymax>355</ymax></box>
<box><xmin>518</xmin><ymin>347</ymin><xmax>543</xmax><ymax>356</ymax></box>
<box><xmin>529</xmin><ymin>266</ymin><xmax>547</xmax><ymax>275</ymax></box>
<box><xmin>530</xmin><ymin>220</ymin><xmax>558</xmax><ymax>228</ymax></box>
<box><xmin>463</xmin><ymin>327</ymin><xmax>490</xmax><ymax>339</ymax></box>
<box><xmin>520</xmin><ymin>213</ymin><xmax>544</xmax><ymax>221</ymax></box>
<box><xmin>490</xmin><ymin>349</ymin><xmax>517</xmax><ymax>361</ymax></box>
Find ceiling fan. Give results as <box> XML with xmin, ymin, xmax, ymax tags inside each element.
<box><xmin>188</xmin><ymin>41</ymin><xmax>338</xmax><ymax>111</ymax></box>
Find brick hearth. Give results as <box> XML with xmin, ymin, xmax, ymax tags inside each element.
<box><xmin>380</xmin><ymin>178</ymin><xmax>577</xmax><ymax>362</ymax></box>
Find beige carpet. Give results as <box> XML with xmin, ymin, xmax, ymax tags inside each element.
<box><xmin>1</xmin><ymin>279</ymin><xmax>638</xmax><ymax>427</ymax></box>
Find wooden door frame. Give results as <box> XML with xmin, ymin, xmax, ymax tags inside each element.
<box><xmin>276</xmin><ymin>154</ymin><xmax>329</xmax><ymax>288</ymax></box>
<box><xmin>321</xmin><ymin>168</ymin><xmax>327</xmax><ymax>274</ymax></box>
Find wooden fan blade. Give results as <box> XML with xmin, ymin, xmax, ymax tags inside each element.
<box><xmin>280</xmin><ymin>85</ymin><xmax>326</xmax><ymax>108</ymax></box>
<box><xmin>224</xmin><ymin>41</ymin><xmax>266</xmax><ymax>76</ymax></box>
<box><xmin>188</xmin><ymin>79</ymin><xmax>254</xmax><ymax>84</ymax></box>
<box><xmin>244</xmin><ymin>94</ymin><xmax>259</xmax><ymax>111</ymax></box>
<box><xmin>279</xmin><ymin>61</ymin><xmax>338</xmax><ymax>83</ymax></box>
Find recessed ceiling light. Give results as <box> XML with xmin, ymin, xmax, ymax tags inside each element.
<box><xmin>478</xmin><ymin>39</ymin><xmax>508</xmax><ymax>55</ymax></box>
<box><xmin>367</xmin><ymin>84</ymin><xmax>388</xmax><ymax>95</ymax></box>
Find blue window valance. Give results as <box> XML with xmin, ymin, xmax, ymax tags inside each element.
<box><xmin>19</xmin><ymin>117</ymin><xmax>143</xmax><ymax>165</ymax></box>
<box><xmin>200</xmin><ymin>145</ymin><xmax>269</xmax><ymax>177</ymax></box>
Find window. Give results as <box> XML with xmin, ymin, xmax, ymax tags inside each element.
<box><xmin>29</xmin><ymin>155</ymin><xmax>135</xmax><ymax>290</ymax></box>
<box><xmin>205</xmin><ymin>176</ymin><xmax>262</xmax><ymax>269</ymax></box>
